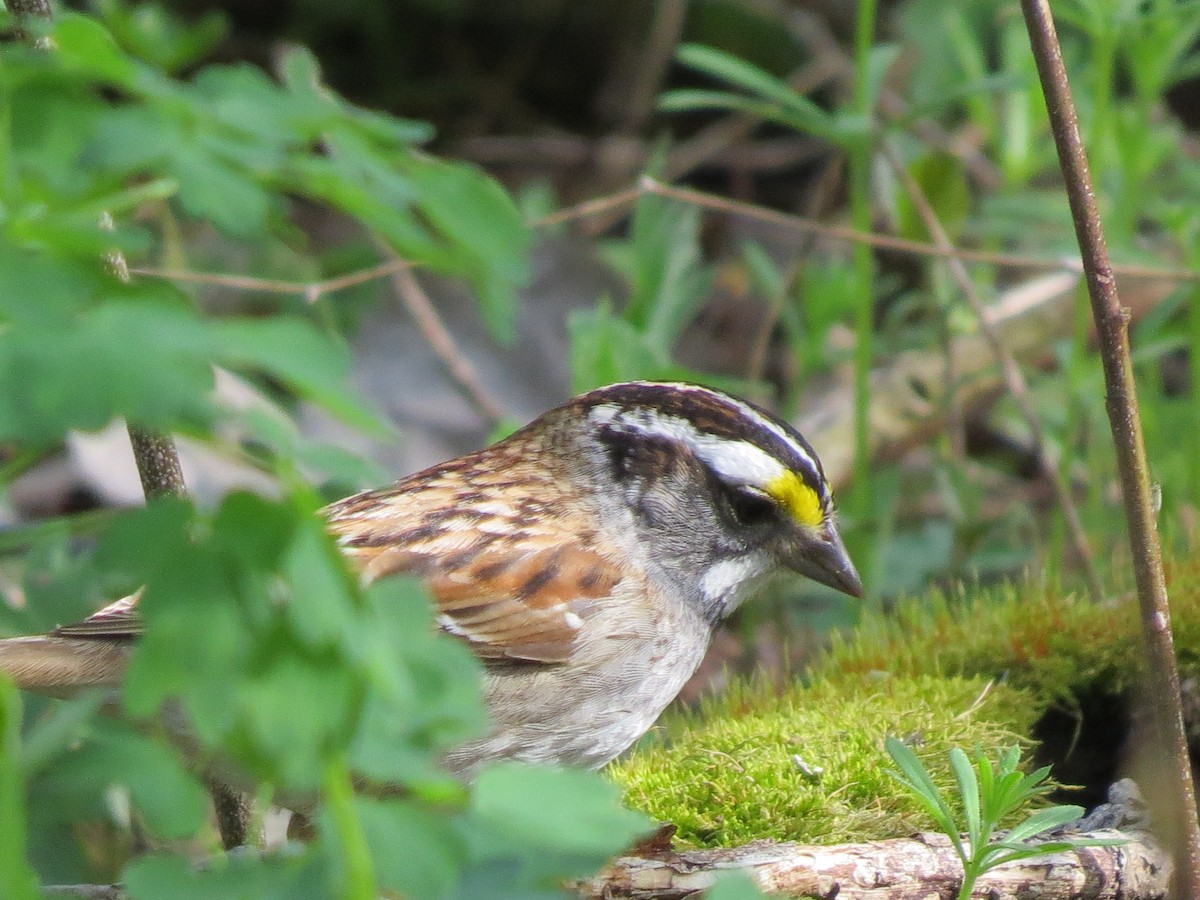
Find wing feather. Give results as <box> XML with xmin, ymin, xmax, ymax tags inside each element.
<box><xmin>50</xmin><ymin>452</ymin><xmax>625</xmax><ymax>666</ymax></box>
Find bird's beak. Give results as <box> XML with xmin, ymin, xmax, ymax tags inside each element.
<box><xmin>782</xmin><ymin>521</ymin><xmax>864</xmax><ymax>599</ymax></box>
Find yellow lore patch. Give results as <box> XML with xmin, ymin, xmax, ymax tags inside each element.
<box><xmin>767</xmin><ymin>471</ymin><xmax>823</xmax><ymax>527</ymax></box>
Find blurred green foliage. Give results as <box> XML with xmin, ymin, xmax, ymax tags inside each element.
<box><xmin>661</xmin><ymin>0</ymin><xmax>1200</xmax><ymax>604</ymax></box>
<box><xmin>0</xmin><ymin>5</ymin><xmax>647</xmax><ymax>896</ymax></box>
<box><xmin>4</xmin><ymin>0</ymin><xmax>1200</xmax><ymax>890</ymax></box>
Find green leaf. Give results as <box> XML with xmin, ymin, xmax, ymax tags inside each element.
<box><xmin>349</xmin><ymin>579</ymin><xmax>486</xmax><ymax>786</ymax></box>
<box><xmin>949</xmin><ymin>748</ymin><xmax>982</xmax><ymax>850</ymax></box>
<box><xmin>458</xmin><ymin>763</ymin><xmax>652</xmax><ymax>896</ymax></box>
<box><xmin>402</xmin><ymin>155</ymin><xmax>531</xmax><ymax>343</ymax></box>
<box><xmin>705</xmin><ymin>873</ymin><xmax>768</xmax><ymax>900</ymax></box>
<box><xmin>568</xmin><ymin>301</ymin><xmax>664</xmax><ymax>392</ymax></box>
<box><xmin>668</xmin><ymin>44</ymin><xmax>841</xmax><ymax>141</ymax></box>
<box><xmin>620</xmin><ymin>194</ymin><xmax>713</xmax><ymax>351</ymax></box>
<box><xmin>675</xmin><ymin>44</ymin><xmax>829</xmax><ymax>122</ymax></box>
<box><xmin>741</xmin><ymin>242</ymin><xmax>785</xmax><ymax>299</ymax></box>
<box><xmin>1002</xmin><ymin>805</ymin><xmax>1084</xmax><ymax>845</ymax></box>
<box><xmin>125</xmin><ymin>848</ymin><xmax>330</xmax><ymax>900</ymax></box>
<box><xmin>863</xmin><ymin>44</ymin><xmax>902</xmax><ymax>117</ymax></box>
<box><xmin>884</xmin><ymin>738</ymin><xmax>963</xmax><ymax>855</ymax></box>
<box><xmin>352</xmin><ymin>797</ymin><xmax>467</xmax><ymax>899</ymax></box>
<box><xmin>276</xmin><ymin>45</ymin><xmax>433</xmax><ymax>144</ymax></box>
<box><xmin>239</xmin><ymin>653</ymin><xmax>361</xmax><ymax>789</ymax></box>
<box><xmin>19</xmin><ymin>693</ymin><xmax>105</xmax><ymax>778</ymax></box>
<box><xmin>172</xmin><ymin>144</ymin><xmax>276</xmax><ymax>237</ymax></box>
<box><xmin>471</xmin><ymin>763</ymin><xmax>651</xmax><ymax>858</ymax></box>
<box><xmin>283</xmin><ymin>516</ymin><xmax>361</xmax><ymax>648</ymax></box>
<box><xmin>45</xmin><ymin>719</ymin><xmax>209</xmax><ymax>840</ymax></box>
<box><xmin>659</xmin><ymin>89</ymin><xmax>841</xmax><ymax>142</ymax></box>
<box><xmin>94</xmin><ymin>0</ymin><xmax>228</xmax><ymax>74</ymax></box>
<box><xmin>892</xmin><ymin>153</ymin><xmax>971</xmax><ymax>244</ymax></box>
<box><xmin>211</xmin><ymin>316</ymin><xmax>386</xmax><ymax>434</ymax></box>
<box><xmin>87</xmin><ymin>105</ymin><xmax>176</xmax><ymax>174</ymax></box>
<box><xmin>0</xmin><ymin>283</ymin><xmax>382</xmax><ymax>447</ymax></box>
<box><xmin>0</xmin><ymin>245</ymin><xmax>98</xmax><ymax>326</ymax></box>
<box><xmin>52</xmin><ymin>13</ymin><xmax>138</xmax><ymax>88</ymax></box>
<box><xmin>0</xmin><ymin>297</ymin><xmax>216</xmax><ymax>445</ymax></box>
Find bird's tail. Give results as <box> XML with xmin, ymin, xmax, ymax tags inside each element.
<box><xmin>0</xmin><ymin>634</ymin><xmax>130</xmax><ymax>697</ymax></box>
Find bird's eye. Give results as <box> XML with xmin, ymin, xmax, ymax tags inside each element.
<box><xmin>727</xmin><ymin>486</ymin><xmax>777</xmax><ymax>527</ymax></box>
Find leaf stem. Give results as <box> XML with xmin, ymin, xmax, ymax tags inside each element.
<box><xmin>322</xmin><ymin>758</ymin><xmax>375</xmax><ymax>900</ymax></box>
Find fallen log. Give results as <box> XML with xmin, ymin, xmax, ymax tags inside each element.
<box><xmin>579</xmin><ymin>828</ymin><xmax>1170</xmax><ymax>899</ymax></box>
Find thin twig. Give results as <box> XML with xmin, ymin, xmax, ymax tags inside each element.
<box><xmin>533</xmin><ymin>184</ymin><xmax>646</xmax><ymax>228</ymax></box>
<box><xmin>99</xmin><ymin>222</ymin><xmax>190</xmax><ymax>503</ymax></box>
<box><xmin>641</xmin><ymin>178</ymin><xmax>1200</xmax><ymax>281</ymax></box>
<box><xmin>127</xmin><ymin>257</ymin><xmax>411</xmax><ymax>303</ymax></box>
<box><xmin>881</xmin><ymin>140</ymin><xmax>1104</xmax><ymax>603</ymax></box>
<box><xmin>124</xmin><ymin>429</ymin><xmax>186</xmax><ymax>499</ymax></box>
<box><xmin>111</xmin><ymin>249</ymin><xmax>253</xmax><ymax>851</ymax></box>
<box><xmin>103</xmin><ymin>181</ymin><xmax>248</xmax><ymax>859</ymax></box>
<box><xmin>129</xmin><ymin>183</ymin><xmax>1200</xmax><ymax>301</ymax></box>
<box><xmin>1019</xmin><ymin>1</ymin><xmax>1200</xmax><ymax>896</ymax></box>
<box><xmin>378</xmin><ymin>247</ymin><xmax>505</xmax><ymax>425</ymax></box>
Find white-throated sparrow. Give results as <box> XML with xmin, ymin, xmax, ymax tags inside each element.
<box><xmin>0</xmin><ymin>381</ymin><xmax>860</xmax><ymax>773</ymax></box>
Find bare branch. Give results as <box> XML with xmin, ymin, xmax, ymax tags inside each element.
<box><xmin>1019</xmin><ymin>0</ymin><xmax>1200</xmax><ymax>894</ymax></box>
<box><xmin>380</xmin><ymin>251</ymin><xmax>506</xmax><ymax>425</ymax></box>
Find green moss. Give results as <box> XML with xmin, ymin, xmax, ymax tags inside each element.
<box><xmin>820</xmin><ymin>554</ymin><xmax>1200</xmax><ymax>711</ymax></box>
<box><xmin>610</xmin><ymin>674</ymin><xmax>1037</xmax><ymax>848</ymax></box>
<box><xmin>613</xmin><ymin>556</ymin><xmax>1200</xmax><ymax>849</ymax></box>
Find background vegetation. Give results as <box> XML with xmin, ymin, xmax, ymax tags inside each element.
<box><xmin>2</xmin><ymin>0</ymin><xmax>1199</xmax><ymax>896</ymax></box>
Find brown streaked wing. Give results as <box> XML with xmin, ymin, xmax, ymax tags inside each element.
<box><xmin>338</xmin><ymin>531</ymin><xmax>623</xmax><ymax>664</ymax></box>
<box><xmin>326</xmin><ymin>468</ymin><xmax>625</xmax><ymax>665</ymax></box>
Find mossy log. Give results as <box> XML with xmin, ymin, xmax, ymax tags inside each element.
<box><xmin>578</xmin><ymin>828</ymin><xmax>1169</xmax><ymax>899</ymax></box>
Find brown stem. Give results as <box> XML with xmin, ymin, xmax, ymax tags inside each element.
<box><xmin>1019</xmin><ymin>0</ymin><xmax>1200</xmax><ymax>894</ymax></box>
<box><xmin>381</xmin><ymin>251</ymin><xmax>506</xmax><ymax>425</ymax></box>
<box><xmin>640</xmin><ymin>179</ymin><xmax>1200</xmax><ymax>282</ymax></box>
<box><xmin>880</xmin><ymin>141</ymin><xmax>1105</xmax><ymax>603</ymax></box>
<box><xmin>109</xmin><ymin>275</ymin><xmax>250</xmax><ymax>850</ymax></box>
<box><xmin>4</xmin><ymin>0</ymin><xmax>50</xmax><ymax>14</ymax></box>
<box><xmin>125</xmin><ymin>429</ymin><xmax>186</xmax><ymax>500</ymax></box>
<box><xmin>104</xmin><ymin>163</ymin><xmax>250</xmax><ymax>858</ymax></box>
<box><xmin>4</xmin><ymin>0</ymin><xmax>51</xmax><ymax>33</ymax></box>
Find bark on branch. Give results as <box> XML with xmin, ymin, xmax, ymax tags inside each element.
<box><xmin>41</xmin><ymin>829</ymin><xmax>1168</xmax><ymax>899</ymax></box>
<box><xmin>1018</xmin><ymin>1</ymin><xmax>1200</xmax><ymax>895</ymax></box>
<box><xmin>578</xmin><ymin>829</ymin><xmax>1170</xmax><ymax>899</ymax></box>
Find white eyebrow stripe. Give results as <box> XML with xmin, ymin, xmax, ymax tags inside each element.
<box><xmin>625</xmin><ymin>381</ymin><xmax>822</xmax><ymax>482</ymax></box>
<box><xmin>589</xmin><ymin>403</ymin><xmax>788</xmax><ymax>490</ymax></box>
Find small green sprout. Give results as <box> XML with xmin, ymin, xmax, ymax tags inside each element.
<box><xmin>885</xmin><ymin>738</ymin><xmax>1120</xmax><ymax>900</ymax></box>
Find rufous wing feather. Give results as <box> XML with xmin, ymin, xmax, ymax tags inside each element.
<box><xmin>327</xmin><ymin>468</ymin><xmax>624</xmax><ymax>664</ymax></box>
<box><xmin>1</xmin><ymin>449</ymin><xmax>626</xmax><ymax>690</ymax></box>
<box><xmin>343</xmin><ymin>539</ymin><xmax>622</xmax><ymax>662</ymax></box>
